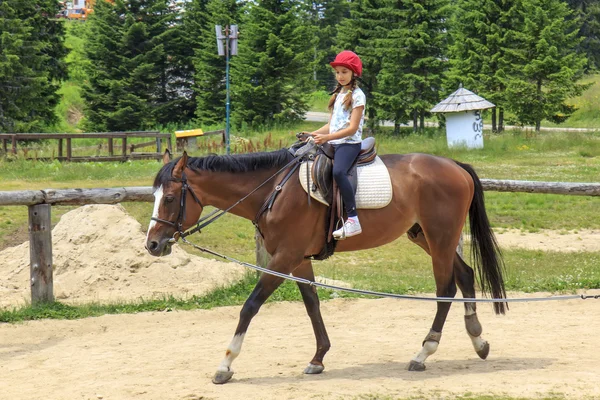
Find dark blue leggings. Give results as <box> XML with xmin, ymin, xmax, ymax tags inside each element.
<box><xmin>332</xmin><ymin>143</ymin><xmax>361</xmax><ymax>217</ymax></box>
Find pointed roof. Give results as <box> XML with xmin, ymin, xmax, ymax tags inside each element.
<box><xmin>431</xmin><ymin>85</ymin><xmax>495</xmax><ymax>113</ymax></box>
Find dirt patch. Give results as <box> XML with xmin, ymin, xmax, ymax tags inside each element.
<box><xmin>0</xmin><ymin>204</ymin><xmax>245</xmax><ymax>308</ymax></box>
<box><xmin>494</xmin><ymin>228</ymin><xmax>600</xmax><ymax>252</ymax></box>
<box><xmin>1</xmin><ymin>296</ymin><xmax>599</xmax><ymax>399</ymax></box>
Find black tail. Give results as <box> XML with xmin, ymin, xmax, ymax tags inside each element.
<box><xmin>456</xmin><ymin>161</ymin><xmax>507</xmax><ymax>314</ymax></box>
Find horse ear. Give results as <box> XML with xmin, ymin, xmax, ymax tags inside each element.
<box><xmin>172</xmin><ymin>151</ymin><xmax>188</xmax><ymax>180</ymax></box>
<box><xmin>162</xmin><ymin>149</ymin><xmax>172</xmax><ymax>165</ymax></box>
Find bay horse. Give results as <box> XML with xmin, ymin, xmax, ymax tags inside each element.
<box><xmin>145</xmin><ymin>147</ymin><xmax>507</xmax><ymax>384</ymax></box>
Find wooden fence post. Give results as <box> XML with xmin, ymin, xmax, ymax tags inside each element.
<box><xmin>122</xmin><ymin>137</ymin><xmax>127</xmax><ymax>160</ymax></box>
<box><xmin>457</xmin><ymin>232</ymin><xmax>464</xmax><ymax>259</ymax></box>
<box><xmin>28</xmin><ymin>204</ymin><xmax>54</xmax><ymax>303</ymax></box>
<box><xmin>66</xmin><ymin>138</ymin><xmax>72</xmax><ymax>161</ymax></box>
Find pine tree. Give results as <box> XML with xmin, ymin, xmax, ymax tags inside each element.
<box><xmin>82</xmin><ymin>0</ymin><xmax>189</xmax><ymax>131</ymax></box>
<box><xmin>301</xmin><ymin>0</ymin><xmax>350</xmax><ymax>89</ymax></box>
<box><xmin>505</xmin><ymin>0</ymin><xmax>588</xmax><ymax>131</ymax></box>
<box><xmin>231</xmin><ymin>0</ymin><xmax>313</xmax><ymax>126</ymax></box>
<box><xmin>336</xmin><ymin>0</ymin><xmax>388</xmax><ymax>132</ymax></box>
<box><xmin>187</xmin><ymin>0</ymin><xmax>241</xmax><ymax>125</ymax></box>
<box><xmin>82</xmin><ymin>0</ymin><xmax>131</xmax><ymax>131</ymax></box>
<box><xmin>375</xmin><ymin>0</ymin><xmax>450</xmax><ymax>133</ymax></box>
<box><xmin>143</xmin><ymin>0</ymin><xmax>195</xmax><ymax>125</ymax></box>
<box><xmin>0</xmin><ymin>0</ymin><xmax>67</xmax><ymax>132</ymax></box>
<box><xmin>448</xmin><ymin>0</ymin><xmax>522</xmax><ymax>131</ymax></box>
<box><xmin>566</xmin><ymin>0</ymin><xmax>600</xmax><ymax>71</ymax></box>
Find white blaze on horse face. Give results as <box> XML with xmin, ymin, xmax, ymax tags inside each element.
<box><xmin>147</xmin><ymin>185</ymin><xmax>164</xmax><ymax>240</ymax></box>
<box><xmin>216</xmin><ymin>333</ymin><xmax>245</xmax><ymax>372</ymax></box>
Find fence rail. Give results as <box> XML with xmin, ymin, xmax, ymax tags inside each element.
<box><xmin>0</xmin><ymin>131</ymin><xmax>172</xmax><ymax>162</ymax></box>
<box><xmin>1</xmin><ymin>179</ymin><xmax>599</xmax><ymax>305</ymax></box>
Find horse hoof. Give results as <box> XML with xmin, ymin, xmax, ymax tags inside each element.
<box><xmin>212</xmin><ymin>370</ymin><xmax>234</xmax><ymax>384</ymax></box>
<box><xmin>407</xmin><ymin>360</ymin><xmax>426</xmax><ymax>371</ymax></box>
<box><xmin>303</xmin><ymin>363</ymin><xmax>324</xmax><ymax>374</ymax></box>
<box><xmin>477</xmin><ymin>341</ymin><xmax>490</xmax><ymax>360</ymax></box>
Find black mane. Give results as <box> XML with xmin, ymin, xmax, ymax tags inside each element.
<box><xmin>153</xmin><ymin>149</ymin><xmax>293</xmax><ymax>189</ymax></box>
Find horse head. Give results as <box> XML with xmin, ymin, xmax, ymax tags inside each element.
<box><xmin>145</xmin><ymin>150</ymin><xmax>204</xmax><ymax>256</ymax></box>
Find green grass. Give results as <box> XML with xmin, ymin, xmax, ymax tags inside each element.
<box><xmin>545</xmin><ymin>74</ymin><xmax>600</xmax><ymax>128</ymax></box>
<box><xmin>309</xmin><ymin>89</ymin><xmax>331</xmax><ymax>113</ymax></box>
<box><xmin>1</xmin><ymin>124</ymin><xmax>600</xmax><ymax>320</ymax></box>
<box><xmin>0</xmin><ymin>272</ymin><xmax>353</xmax><ymax>323</ymax></box>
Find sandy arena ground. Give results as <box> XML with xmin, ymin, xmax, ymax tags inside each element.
<box><xmin>1</xmin><ymin>296</ymin><xmax>600</xmax><ymax>400</ymax></box>
<box><xmin>1</xmin><ymin>205</ymin><xmax>599</xmax><ymax>399</ymax></box>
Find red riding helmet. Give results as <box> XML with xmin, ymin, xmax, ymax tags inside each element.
<box><xmin>330</xmin><ymin>50</ymin><xmax>363</xmax><ymax>77</ymax></box>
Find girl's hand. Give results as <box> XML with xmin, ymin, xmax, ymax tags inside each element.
<box><xmin>311</xmin><ymin>132</ymin><xmax>329</xmax><ymax>145</ymax></box>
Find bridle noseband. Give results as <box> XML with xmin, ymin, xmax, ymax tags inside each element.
<box><xmin>150</xmin><ymin>172</ymin><xmax>203</xmax><ymax>237</ymax></box>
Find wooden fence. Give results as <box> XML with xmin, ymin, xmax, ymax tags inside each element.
<box><xmin>0</xmin><ymin>131</ymin><xmax>172</xmax><ymax>162</ymax></box>
<box><xmin>1</xmin><ymin>179</ymin><xmax>599</xmax><ymax>304</ymax></box>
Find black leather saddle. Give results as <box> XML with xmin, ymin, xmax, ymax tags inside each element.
<box><xmin>310</xmin><ymin>136</ymin><xmax>377</xmax><ymax>205</ymax></box>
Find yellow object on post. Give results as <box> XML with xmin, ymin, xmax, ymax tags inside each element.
<box><xmin>175</xmin><ymin>129</ymin><xmax>204</xmax><ymax>151</ymax></box>
<box><xmin>175</xmin><ymin>129</ymin><xmax>205</xmax><ymax>138</ymax></box>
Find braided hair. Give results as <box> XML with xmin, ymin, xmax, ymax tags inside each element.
<box><xmin>327</xmin><ymin>79</ymin><xmax>358</xmax><ymax>112</ymax></box>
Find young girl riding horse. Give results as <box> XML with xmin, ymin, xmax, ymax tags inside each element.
<box><xmin>309</xmin><ymin>50</ymin><xmax>366</xmax><ymax>239</ymax></box>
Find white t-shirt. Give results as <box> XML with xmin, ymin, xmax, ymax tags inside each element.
<box><xmin>329</xmin><ymin>87</ymin><xmax>366</xmax><ymax>145</ymax></box>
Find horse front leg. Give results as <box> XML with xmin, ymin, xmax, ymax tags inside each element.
<box><xmin>293</xmin><ymin>259</ymin><xmax>331</xmax><ymax>374</ymax></box>
<box><xmin>212</xmin><ymin>272</ymin><xmax>284</xmax><ymax>384</ymax></box>
<box><xmin>212</xmin><ymin>250</ymin><xmax>305</xmax><ymax>384</ymax></box>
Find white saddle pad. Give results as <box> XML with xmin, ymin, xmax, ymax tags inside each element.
<box><xmin>299</xmin><ymin>156</ymin><xmax>393</xmax><ymax>209</ymax></box>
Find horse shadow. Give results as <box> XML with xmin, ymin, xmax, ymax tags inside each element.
<box><xmin>0</xmin><ymin>336</ymin><xmax>65</xmax><ymax>362</ymax></box>
<box><xmin>235</xmin><ymin>357</ymin><xmax>555</xmax><ymax>385</ymax></box>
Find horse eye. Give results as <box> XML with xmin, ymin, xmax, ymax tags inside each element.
<box><xmin>165</xmin><ymin>196</ymin><xmax>175</xmax><ymax>204</ymax></box>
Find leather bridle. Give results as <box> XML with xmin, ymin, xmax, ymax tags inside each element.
<box><xmin>150</xmin><ymin>139</ymin><xmax>317</xmax><ymax>243</ymax></box>
<box><xmin>150</xmin><ymin>172</ymin><xmax>203</xmax><ymax>237</ymax></box>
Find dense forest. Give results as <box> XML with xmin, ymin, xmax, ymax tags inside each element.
<box><xmin>1</xmin><ymin>0</ymin><xmax>598</xmax><ymax>133</ymax></box>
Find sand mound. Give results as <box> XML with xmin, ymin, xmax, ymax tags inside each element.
<box><xmin>0</xmin><ymin>205</ymin><xmax>246</xmax><ymax>308</ymax></box>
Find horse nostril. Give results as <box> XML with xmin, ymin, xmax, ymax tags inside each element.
<box><xmin>149</xmin><ymin>241</ymin><xmax>159</xmax><ymax>251</ymax></box>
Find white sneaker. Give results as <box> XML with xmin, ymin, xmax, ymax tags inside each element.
<box><xmin>333</xmin><ymin>218</ymin><xmax>362</xmax><ymax>240</ymax></box>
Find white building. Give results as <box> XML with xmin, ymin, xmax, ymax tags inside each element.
<box><xmin>431</xmin><ymin>86</ymin><xmax>495</xmax><ymax>149</ymax></box>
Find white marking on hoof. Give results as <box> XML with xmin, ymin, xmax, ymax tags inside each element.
<box><xmin>303</xmin><ymin>363</ymin><xmax>324</xmax><ymax>374</ymax></box>
<box><xmin>470</xmin><ymin>336</ymin><xmax>490</xmax><ymax>359</ymax></box>
<box><xmin>407</xmin><ymin>360</ymin><xmax>426</xmax><ymax>371</ymax></box>
<box><xmin>412</xmin><ymin>340</ymin><xmax>439</xmax><ymax>364</ymax></box>
<box><xmin>212</xmin><ymin>369</ymin><xmax>234</xmax><ymax>384</ymax></box>
<box><xmin>216</xmin><ymin>333</ymin><xmax>245</xmax><ymax>374</ymax></box>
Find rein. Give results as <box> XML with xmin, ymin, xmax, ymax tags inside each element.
<box><xmin>159</xmin><ymin>143</ymin><xmax>315</xmax><ymax>243</ymax></box>
<box><xmin>179</xmin><ymin>235</ymin><xmax>600</xmax><ymax>303</ymax></box>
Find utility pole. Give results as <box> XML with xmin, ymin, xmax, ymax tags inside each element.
<box><xmin>215</xmin><ymin>25</ymin><xmax>238</xmax><ymax>155</ymax></box>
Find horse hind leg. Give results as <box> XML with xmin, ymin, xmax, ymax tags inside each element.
<box><xmin>406</xmin><ymin>224</ymin><xmax>458</xmax><ymax>371</ymax></box>
<box><xmin>454</xmin><ymin>253</ymin><xmax>490</xmax><ymax>360</ymax></box>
